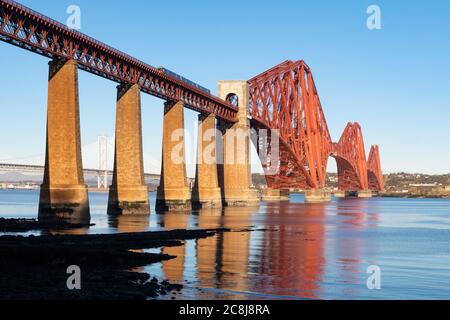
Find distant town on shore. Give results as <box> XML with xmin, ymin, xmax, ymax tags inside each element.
<box><xmin>1</xmin><ymin>171</ymin><xmax>449</xmax><ymax>199</ymax></box>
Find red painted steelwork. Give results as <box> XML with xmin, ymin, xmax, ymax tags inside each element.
<box><xmin>249</xmin><ymin>60</ymin><xmax>332</xmax><ymax>189</ymax></box>
<box><xmin>367</xmin><ymin>145</ymin><xmax>384</xmax><ymax>191</ymax></box>
<box><xmin>249</xmin><ymin>61</ymin><xmax>384</xmax><ymax>192</ymax></box>
<box><xmin>0</xmin><ymin>0</ymin><xmax>237</xmax><ymax>122</ymax></box>
<box><xmin>333</xmin><ymin>123</ymin><xmax>369</xmax><ymax>191</ymax></box>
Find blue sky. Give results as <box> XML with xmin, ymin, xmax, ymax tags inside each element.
<box><xmin>0</xmin><ymin>0</ymin><xmax>449</xmax><ymax>175</ymax></box>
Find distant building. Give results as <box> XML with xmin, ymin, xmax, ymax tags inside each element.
<box><xmin>409</xmin><ymin>183</ymin><xmax>439</xmax><ymax>187</ymax></box>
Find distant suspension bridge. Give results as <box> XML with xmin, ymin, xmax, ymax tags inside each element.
<box><xmin>0</xmin><ymin>162</ymin><xmax>161</xmax><ymax>188</ymax></box>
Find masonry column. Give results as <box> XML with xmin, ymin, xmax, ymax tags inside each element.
<box><xmin>217</xmin><ymin>81</ymin><xmax>259</xmax><ymax>207</ymax></box>
<box><xmin>38</xmin><ymin>59</ymin><xmax>90</xmax><ymax>223</ymax></box>
<box><xmin>305</xmin><ymin>189</ymin><xmax>331</xmax><ymax>203</ymax></box>
<box><xmin>334</xmin><ymin>190</ymin><xmax>347</xmax><ymax>198</ymax></box>
<box><xmin>156</xmin><ymin>101</ymin><xmax>191</xmax><ymax>211</ymax></box>
<box><xmin>357</xmin><ymin>190</ymin><xmax>373</xmax><ymax>198</ymax></box>
<box><xmin>107</xmin><ymin>84</ymin><xmax>150</xmax><ymax>215</ymax></box>
<box><xmin>192</xmin><ymin>114</ymin><xmax>222</xmax><ymax>208</ymax></box>
<box><xmin>262</xmin><ymin>188</ymin><xmax>290</xmax><ymax>201</ymax></box>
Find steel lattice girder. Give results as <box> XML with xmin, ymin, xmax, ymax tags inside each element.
<box><xmin>249</xmin><ymin>60</ymin><xmax>332</xmax><ymax>189</ymax></box>
<box><xmin>0</xmin><ymin>0</ymin><xmax>237</xmax><ymax>122</ymax></box>
<box><xmin>367</xmin><ymin>145</ymin><xmax>384</xmax><ymax>191</ymax></box>
<box><xmin>249</xmin><ymin>61</ymin><xmax>383</xmax><ymax>191</ymax></box>
<box><xmin>332</xmin><ymin>123</ymin><xmax>369</xmax><ymax>191</ymax></box>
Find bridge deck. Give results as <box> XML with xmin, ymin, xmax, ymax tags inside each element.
<box><xmin>0</xmin><ymin>0</ymin><xmax>238</xmax><ymax>122</ymax></box>
<box><xmin>0</xmin><ymin>163</ymin><xmax>160</xmax><ymax>180</ymax></box>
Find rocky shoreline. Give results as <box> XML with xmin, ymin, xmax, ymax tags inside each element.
<box><xmin>0</xmin><ymin>217</ymin><xmax>94</xmax><ymax>232</ymax></box>
<box><xmin>0</xmin><ymin>218</ymin><xmax>229</xmax><ymax>300</ymax></box>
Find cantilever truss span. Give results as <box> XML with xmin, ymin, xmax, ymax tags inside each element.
<box><xmin>248</xmin><ymin>60</ymin><xmax>384</xmax><ymax>192</ymax></box>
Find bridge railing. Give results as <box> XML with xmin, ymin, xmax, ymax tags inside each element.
<box><xmin>0</xmin><ymin>0</ymin><xmax>238</xmax><ymax>122</ymax></box>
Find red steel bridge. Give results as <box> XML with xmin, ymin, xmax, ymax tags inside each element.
<box><xmin>249</xmin><ymin>60</ymin><xmax>384</xmax><ymax>192</ymax></box>
<box><xmin>0</xmin><ymin>0</ymin><xmax>383</xmax><ymax>199</ymax></box>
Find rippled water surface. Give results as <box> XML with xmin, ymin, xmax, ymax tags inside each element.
<box><xmin>1</xmin><ymin>190</ymin><xmax>450</xmax><ymax>300</ymax></box>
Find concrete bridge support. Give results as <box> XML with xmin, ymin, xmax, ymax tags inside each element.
<box><xmin>217</xmin><ymin>81</ymin><xmax>259</xmax><ymax>207</ymax></box>
<box><xmin>192</xmin><ymin>114</ymin><xmax>222</xmax><ymax>209</ymax></box>
<box><xmin>156</xmin><ymin>101</ymin><xmax>191</xmax><ymax>211</ymax></box>
<box><xmin>108</xmin><ymin>84</ymin><xmax>150</xmax><ymax>215</ymax></box>
<box><xmin>357</xmin><ymin>190</ymin><xmax>373</xmax><ymax>198</ymax></box>
<box><xmin>334</xmin><ymin>190</ymin><xmax>347</xmax><ymax>198</ymax></box>
<box><xmin>334</xmin><ymin>190</ymin><xmax>372</xmax><ymax>198</ymax></box>
<box><xmin>305</xmin><ymin>189</ymin><xmax>331</xmax><ymax>203</ymax></box>
<box><xmin>261</xmin><ymin>188</ymin><xmax>290</xmax><ymax>201</ymax></box>
<box><xmin>38</xmin><ymin>59</ymin><xmax>90</xmax><ymax>223</ymax></box>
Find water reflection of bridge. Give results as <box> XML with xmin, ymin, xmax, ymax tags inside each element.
<box><xmin>155</xmin><ymin>201</ymin><xmax>381</xmax><ymax>299</ymax></box>
<box><xmin>41</xmin><ymin>197</ymin><xmax>381</xmax><ymax>299</ymax></box>
<box><xmin>155</xmin><ymin>205</ymin><xmax>328</xmax><ymax>299</ymax></box>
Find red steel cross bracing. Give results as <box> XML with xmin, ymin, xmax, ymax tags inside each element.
<box><xmin>249</xmin><ymin>61</ymin><xmax>384</xmax><ymax>192</ymax></box>
<box><xmin>367</xmin><ymin>145</ymin><xmax>385</xmax><ymax>192</ymax></box>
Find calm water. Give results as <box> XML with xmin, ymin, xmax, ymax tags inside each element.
<box><xmin>1</xmin><ymin>190</ymin><xmax>450</xmax><ymax>300</ymax></box>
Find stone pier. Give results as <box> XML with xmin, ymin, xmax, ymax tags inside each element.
<box><xmin>357</xmin><ymin>190</ymin><xmax>373</xmax><ymax>198</ymax></box>
<box><xmin>217</xmin><ymin>80</ymin><xmax>259</xmax><ymax>207</ymax></box>
<box><xmin>334</xmin><ymin>190</ymin><xmax>347</xmax><ymax>198</ymax></box>
<box><xmin>38</xmin><ymin>59</ymin><xmax>90</xmax><ymax>223</ymax></box>
<box><xmin>192</xmin><ymin>114</ymin><xmax>222</xmax><ymax>208</ymax></box>
<box><xmin>156</xmin><ymin>101</ymin><xmax>191</xmax><ymax>211</ymax></box>
<box><xmin>261</xmin><ymin>188</ymin><xmax>290</xmax><ymax>201</ymax></box>
<box><xmin>304</xmin><ymin>189</ymin><xmax>331</xmax><ymax>203</ymax></box>
<box><xmin>107</xmin><ymin>84</ymin><xmax>150</xmax><ymax>215</ymax></box>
